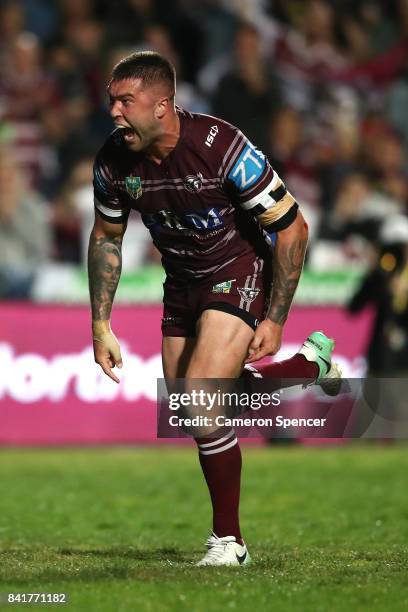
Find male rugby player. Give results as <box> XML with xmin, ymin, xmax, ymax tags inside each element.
<box><xmin>88</xmin><ymin>51</ymin><xmax>340</xmax><ymax>566</ymax></box>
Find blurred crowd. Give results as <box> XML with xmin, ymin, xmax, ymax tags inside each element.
<box><xmin>1</xmin><ymin>0</ymin><xmax>408</xmax><ymax>349</ymax></box>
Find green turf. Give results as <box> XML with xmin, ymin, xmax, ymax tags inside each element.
<box><xmin>0</xmin><ymin>445</ymin><xmax>407</xmax><ymax>612</ymax></box>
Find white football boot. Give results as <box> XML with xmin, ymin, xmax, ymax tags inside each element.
<box><xmin>196</xmin><ymin>532</ymin><xmax>251</xmax><ymax>567</ymax></box>
<box><xmin>244</xmin><ymin>332</ymin><xmax>343</xmax><ymax>398</ymax></box>
<box><xmin>298</xmin><ymin>331</ymin><xmax>343</xmax><ymax>396</ymax></box>
<box><xmin>317</xmin><ymin>361</ymin><xmax>343</xmax><ymax>396</ymax></box>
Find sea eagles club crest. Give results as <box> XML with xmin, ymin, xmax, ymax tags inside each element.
<box><xmin>184</xmin><ymin>173</ymin><xmax>203</xmax><ymax>193</ymax></box>
<box><xmin>125</xmin><ymin>176</ymin><xmax>142</xmax><ymax>200</ymax></box>
<box><xmin>237</xmin><ymin>287</ymin><xmax>260</xmax><ymax>304</ymax></box>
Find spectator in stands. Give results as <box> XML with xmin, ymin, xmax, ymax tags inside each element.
<box><xmin>0</xmin><ymin>0</ymin><xmax>26</xmax><ymax>59</ymax></box>
<box><xmin>267</xmin><ymin>107</ymin><xmax>321</xmax><ymax>239</ymax></box>
<box><xmin>47</xmin><ymin>17</ymin><xmax>112</xmax><ymax>183</ymax></box>
<box><xmin>128</xmin><ymin>24</ymin><xmax>209</xmax><ymax>113</ymax></box>
<box><xmin>0</xmin><ymin>31</ymin><xmax>60</xmax><ymax>190</ymax></box>
<box><xmin>363</xmin><ymin>128</ymin><xmax>408</xmax><ymax>205</ymax></box>
<box><xmin>0</xmin><ymin>144</ymin><xmax>51</xmax><ymax>298</ymax></box>
<box><xmin>19</xmin><ymin>0</ymin><xmax>58</xmax><ymax>43</ymax></box>
<box><xmin>271</xmin><ymin>0</ymin><xmax>349</xmax><ymax>111</ymax></box>
<box><xmin>348</xmin><ymin>214</ymin><xmax>408</xmax><ymax>375</ymax></box>
<box><xmin>212</xmin><ymin>22</ymin><xmax>281</xmax><ymax>152</ymax></box>
<box><xmin>310</xmin><ymin>172</ymin><xmax>402</xmax><ymax>270</ymax></box>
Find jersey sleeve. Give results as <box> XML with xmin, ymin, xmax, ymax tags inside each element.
<box><xmin>220</xmin><ymin>127</ymin><xmax>298</xmax><ymax>234</ymax></box>
<box><xmin>93</xmin><ymin>149</ymin><xmax>130</xmax><ymax>224</ymax></box>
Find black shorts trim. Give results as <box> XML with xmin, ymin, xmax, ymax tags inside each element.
<box><xmin>202</xmin><ymin>301</ymin><xmax>259</xmax><ymax>331</ymax></box>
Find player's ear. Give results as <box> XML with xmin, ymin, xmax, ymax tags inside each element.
<box><xmin>154</xmin><ymin>97</ymin><xmax>169</xmax><ymax>120</ymax></box>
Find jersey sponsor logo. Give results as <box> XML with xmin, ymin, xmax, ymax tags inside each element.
<box><xmin>237</xmin><ymin>287</ymin><xmax>260</xmax><ymax>304</ymax></box>
<box><xmin>143</xmin><ymin>207</ymin><xmax>224</xmax><ymax>231</ymax></box>
<box><xmin>186</xmin><ymin>208</ymin><xmax>223</xmax><ymax>230</ymax></box>
<box><xmin>184</xmin><ymin>172</ymin><xmax>203</xmax><ymax>193</ymax></box>
<box><xmin>125</xmin><ymin>176</ymin><xmax>142</xmax><ymax>200</ymax></box>
<box><xmin>212</xmin><ymin>279</ymin><xmax>236</xmax><ymax>294</ymax></box>
<box><xmin>205</xmin><ymin>125</ymin><xmax>219</xmax><ymax>148</ymax></box>
<box><xmin>229</xmin><ymin>144</ymin><xmax>265</xmax><ymax>191</ymax></box>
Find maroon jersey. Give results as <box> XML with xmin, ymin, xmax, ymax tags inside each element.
<box><xmin>93</xmin><ymin>108</ymin><xmax>297</xmax><ymax>283</ymax></box>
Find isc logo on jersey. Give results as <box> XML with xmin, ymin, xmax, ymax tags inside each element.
<box><xmin>229</xmin><ymin>143</ymin><xmax>266</xmax><ymax>191</ymax></box>
<box><xmin>205</xmin><ymin>125</ymin><xmax>219</xmax><ymax>148</ymax></box>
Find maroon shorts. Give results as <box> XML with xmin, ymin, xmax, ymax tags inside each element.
<box><xmin>161</xmin><ymin>257</ymin><xmax>271</xmax><ymax>337</ymax></box>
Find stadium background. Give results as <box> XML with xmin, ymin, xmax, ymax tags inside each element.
<box><xmin>0</xmin><ymin>1</ymin><xmax>407</xmax><ymax>610</ymax></box>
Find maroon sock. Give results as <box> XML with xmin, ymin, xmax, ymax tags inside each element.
<box><xmin>195</xmin><ymin>431</ymin><xmax>243</xmax><ymax>544</ymax></box>
<box><xmin>243</xmin><ymin>354</ymin><xmax>318</xmax><ymax>391</ymax></box>
<box><xmin>258</xmin><ymin>354</ymin><xmax>318</xmax><ymax>379</ymax></box>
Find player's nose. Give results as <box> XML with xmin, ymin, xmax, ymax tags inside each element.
<box><xmin>109</xmin><ymin>100</ymin><xmax>122</xmax><ymax>118</ymax></box>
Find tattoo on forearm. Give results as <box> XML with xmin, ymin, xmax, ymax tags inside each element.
<box><xmin>268</xmin><ymin>236</ymin><xmax>307</xmax><ymax>325</ymax></box>
<box><xmin>88</xmin><ymin>231</ymin><xmax>122</xmax><ymax>321</ymax></box>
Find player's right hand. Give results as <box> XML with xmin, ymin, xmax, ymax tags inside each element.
<box><xmin>245</xmin><ymin>319</ymin><xmax>282</xmax><ymax>363</ymax></box>
<box><xmin>92</xmin><ymin>324</ymin><xmax>123</xmax><ymax>384</ymax></box>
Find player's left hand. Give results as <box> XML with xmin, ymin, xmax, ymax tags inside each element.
<box><xmin>245</xmin><ymin>319</ymin><xmax>283</xmax><ymax>363</ymax></box>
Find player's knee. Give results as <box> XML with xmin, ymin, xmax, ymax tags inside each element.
<box><xmin>177</xmin><ymin>407</ymin><xmax>220</xmax><ymax>438</ymax></box>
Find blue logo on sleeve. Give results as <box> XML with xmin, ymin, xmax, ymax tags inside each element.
<box><xmin>229</xmin><ymin>144</ymin><xmax>265</xmax><ymax>192</ymax></box>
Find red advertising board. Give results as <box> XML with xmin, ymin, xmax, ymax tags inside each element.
<box><xmin>0</xmin><ymin>304</ymin><xmax>372</xmax><ymax>445</ymax></box>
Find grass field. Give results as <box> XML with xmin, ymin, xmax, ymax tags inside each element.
<box><xmin>0</xmin><ymin>445</ymin><xmax>407</xmax><ymax>612</ymax></box>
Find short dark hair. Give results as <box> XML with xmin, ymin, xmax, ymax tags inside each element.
<box><xmin>110</xmin><ymin>51</ymin><xmax>176</xmax><ymax>96</ymax></box>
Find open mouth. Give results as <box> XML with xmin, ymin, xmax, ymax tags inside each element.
<box><xmin>116</xmin><ymin>125</ymin><xmax>138</xmax><ymax>142</ymax></box>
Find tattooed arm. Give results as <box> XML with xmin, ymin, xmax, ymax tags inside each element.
<box><xmin>267</xmin><ymin>212</ymin><xmax>308</xmax><ymax>325</ymax></box>
<box><xmin>246</xmin><ymin>212</ymin><xmax>308</xmax><ymax>363</ymax></box>
<box><xmin>88</xmin><ymin>213</ymin><xmax>127</xmax><ymax>382</ymax></box>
